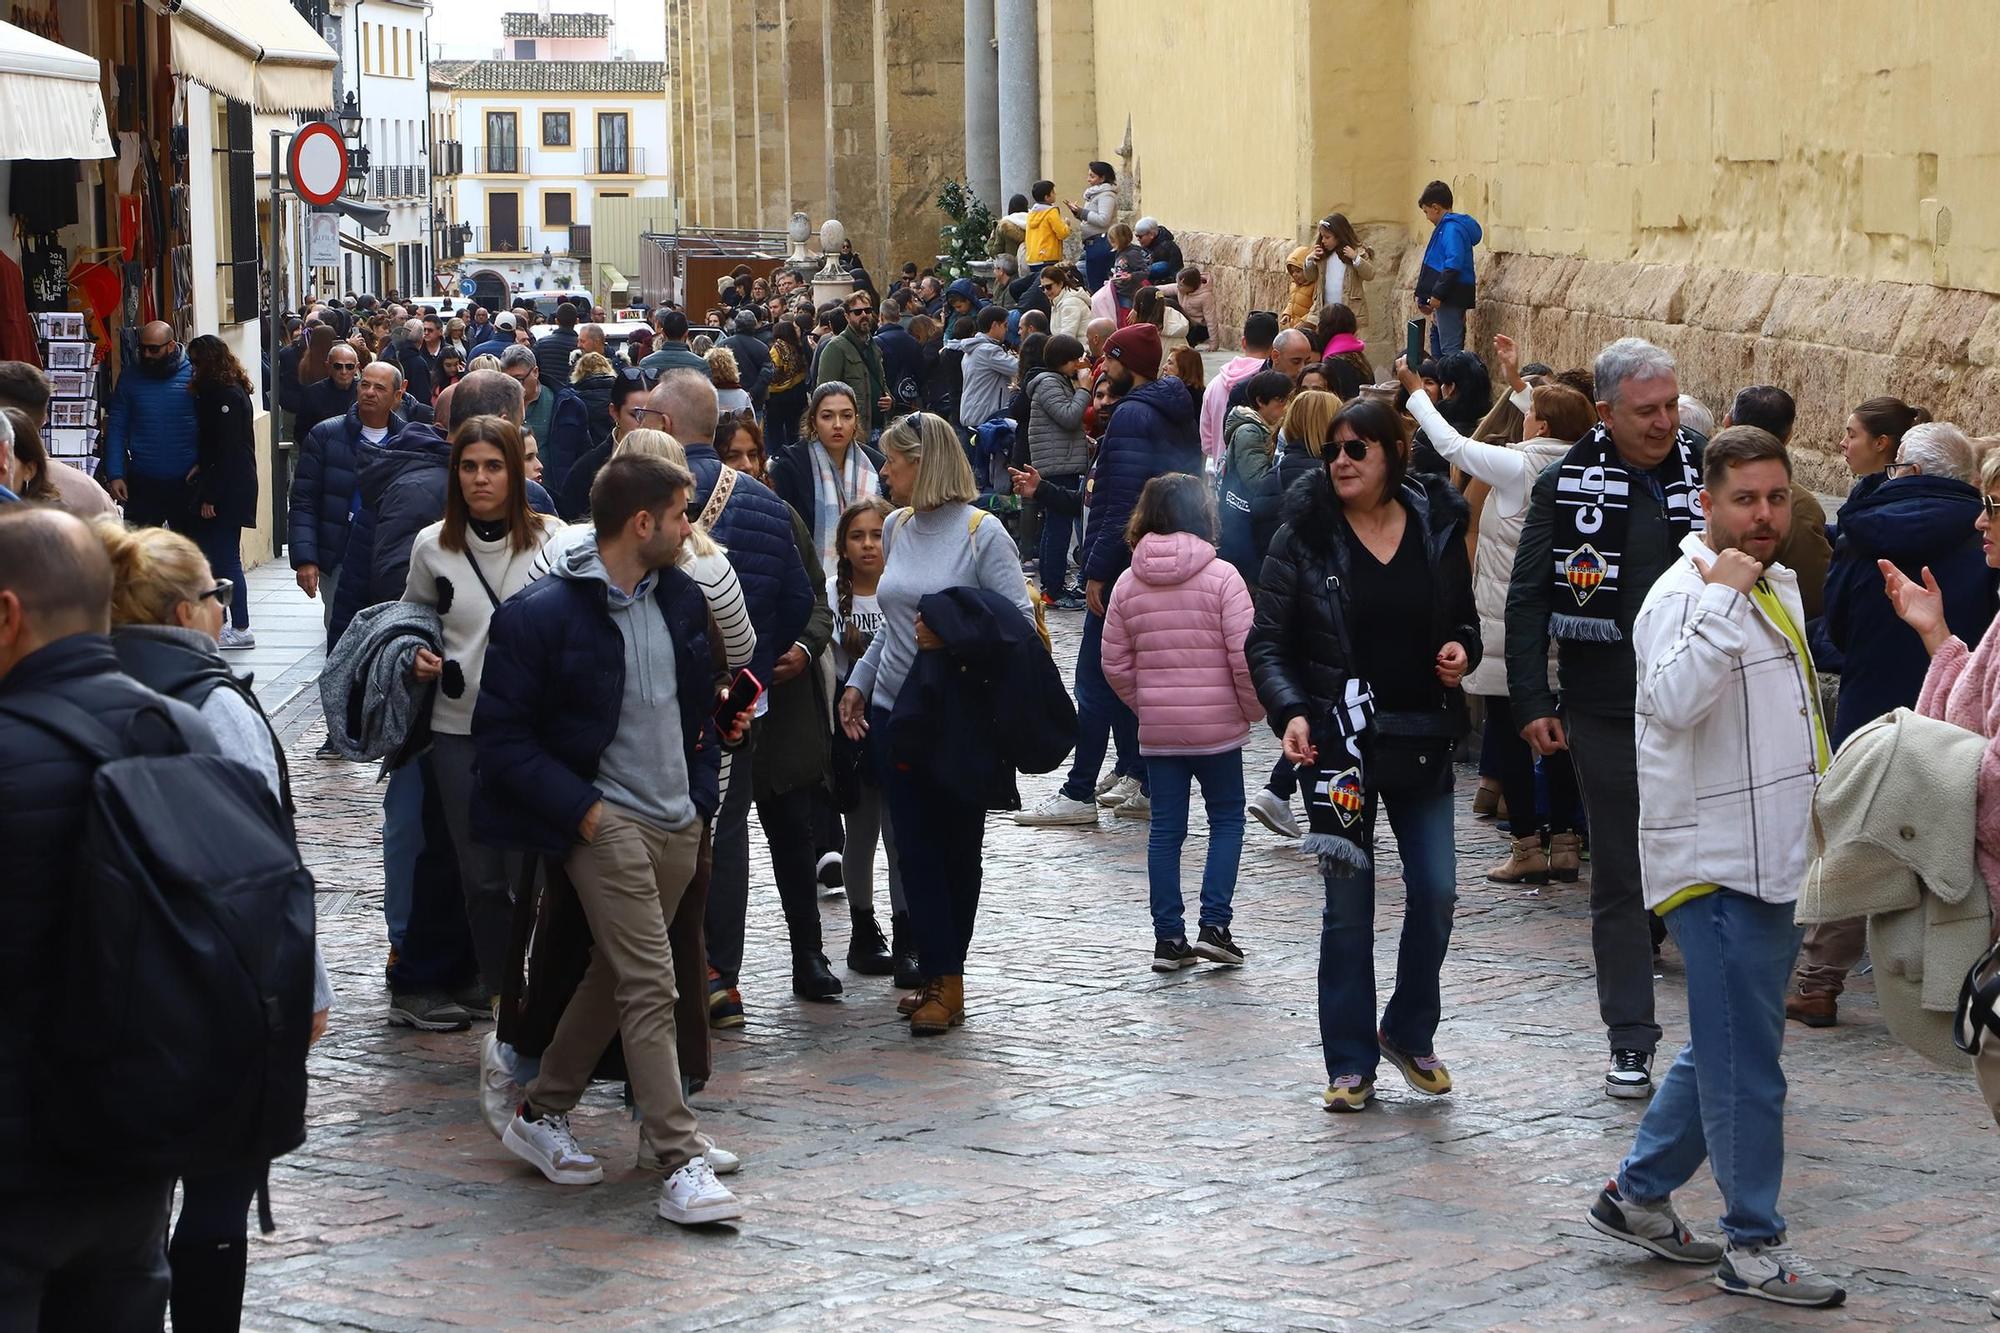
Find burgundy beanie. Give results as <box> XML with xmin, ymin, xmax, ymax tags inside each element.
<box><xmin>1103</xmin><ymin>322</ymin><xmax>1163</xmax><ymax>380</ymax></box>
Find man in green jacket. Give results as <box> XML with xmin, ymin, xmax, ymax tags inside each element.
<box><xmin>814</xmin><ymin>291</ymin><xmax>889</xmax><ymax>437</ymax></box>
<box><xmin>638</xmin><ymin>308</ymin><xmax>712</xmax><ymax>378</ymax></box>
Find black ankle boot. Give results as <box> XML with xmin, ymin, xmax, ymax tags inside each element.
<box><xmin>170</xmin><ymin>1235</ymin><xmax>248</xmax><ymax>1332</ymax></box>
<box><xmin>846</xmin><ymin>914</ymin><xmax>895</xmax><ymax>975</ymax></box>
<box><xmin>890</xmin><ymin>912</ymin><xmax>922</xmax><ymax>990</ymax></box>
<box><xmin>792</xmin><ymin>950</ymin><xmax>844</xmax><ymax>1000</ymax></box>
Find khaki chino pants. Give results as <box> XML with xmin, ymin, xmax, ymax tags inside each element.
<box><xmin>526</xmin><ymin>805</ymin><xmax>704</xmax><ymax>1172</ymax></box>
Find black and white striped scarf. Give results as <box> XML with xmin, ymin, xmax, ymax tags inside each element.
<box><xmin>1548</xmin><ymin>423</ymin><xmax>1703</xmax><ymax>643</ymax></box>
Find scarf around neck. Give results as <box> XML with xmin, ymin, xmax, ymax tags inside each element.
<box><xmin>807</xmin><ymin>440</ymin><xmax>878</xmax><ymax>569</ymax></box>
<box><xmin>1548</xmin><ymin>422</ymin><xmax>1703</xmax><ymax>643</ymax></box>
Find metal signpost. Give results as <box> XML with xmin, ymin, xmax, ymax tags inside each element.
<box><xmin>267</xmin><ymin>119</ymin><xmax>349</xmax><ymax>553</ymax></box>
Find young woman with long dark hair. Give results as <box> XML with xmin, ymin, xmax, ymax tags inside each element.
<box><xmin>186</xmin><ymin>333</ymin><xmax>258</xmax><ymax>647</ymax></box>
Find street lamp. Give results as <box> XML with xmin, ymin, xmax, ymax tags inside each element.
<box><xmin>337</xmin><ymin>91</ymin><xmax>363</xmax><ymax>139</ymax></box>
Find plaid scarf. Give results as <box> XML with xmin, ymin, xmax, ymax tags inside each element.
<box><xmin>1299</xmin><ymin>676</ymin><xmax>1377</xmax><ymax>873</ymax></box>
<box><xmin>807</xmin><ymin>440</ymin><xmax>879</xmax><ymax>570</ymax></box>
<box><xmin>1548</xmin><ymin>422</ymin><xmax>1703</xmax><ymax>643</ymax></box>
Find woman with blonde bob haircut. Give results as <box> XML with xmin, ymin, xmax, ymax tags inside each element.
<box><xmin>94</xmin><ymin>519</ymin><xmax>332</xmax><ymax>1332</ymax></box>
<box><xmin>838</xmin><ymin>411</ymin><xmax>1037</xmax><ymax>1035</ymax></box>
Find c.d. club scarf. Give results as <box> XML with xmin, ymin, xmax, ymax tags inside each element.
<box><xmin>1548</xmin><ymin>422</ymin><xmax>1703</xmax><ymax>643</ymax></box>
<box><xmin>1300</xmin><ymin>676</ymin><xmax>1377</xmax><ymax>874</ymax></box>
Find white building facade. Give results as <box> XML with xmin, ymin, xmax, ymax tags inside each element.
<box><xmin>329</xmin><ymin>0</ymin><xmax>433</xmax><ymax>298</ymax></box>
<box><xmin>431</xmin><ymin>17</ymin><xmax>668</xmax><ymax>310</ymax></box>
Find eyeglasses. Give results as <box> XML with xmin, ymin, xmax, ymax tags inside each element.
<box><xmin>1885</xmin><ymin>460</ymin><xmax>1920</xmax><ymax>478</ymax></box>
<box><xmin>139</xmin><ymin>340</ymin><xmax>171</xmax><ymax>355</ymax></box>
<box><xmin>630</xmin><ymin>406</ymin><xmax>670</xmax><ymax>426</ymax></box>
<box><xmin>619</xmin><ymin>367</ymin><xmax>657</xmax><ymax>386</ymax></box>
<box><xmin>847</xmin><ymin>305</ymin><xmax>875</xmax><ymax>315</ymax></box>
<box><xmin>1329</xmin><ymin>438</ymin><xmax>1375</xmax><ymax>461</ymax></box>
<box><xmin>198</xmin><ymin>579</ymin><xmax>233</xmax><ymax>604</ymax></box>
<box><xmin>1982</xmin><ymin>496</ymin><xmax>2000</xmax><ymax>521</ymax></box>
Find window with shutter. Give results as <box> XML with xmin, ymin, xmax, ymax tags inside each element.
<box><xmin>213</xmin><ymin>98</ymin><xmax>260</xmax><ymax>324</ymax></box>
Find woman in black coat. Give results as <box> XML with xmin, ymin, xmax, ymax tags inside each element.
<box><xmin>188</xmin><ymin>334</ymin><xmax>259</xmax><ymax>647</ymax></box>
<box><xmin>1245</xmin><ymin>397</ymin><xmax>1478</xmax><ymax>1115</ymax></box>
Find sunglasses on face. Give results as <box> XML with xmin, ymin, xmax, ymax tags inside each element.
<box><xmin>199</xmin><ymin>579</ymin><xmax>233</xmax><ymax>604</ymax></box>
<box><xmin>1982</xmin><ymin>496</ymin><xmax>2000</xmax><ymax>521</ymax></box>
<box><xmin>1329</xmin><ymin>437</ymin><xmax>1375</xmax><ymax>461</ymax></box>
<box><xmin>139</xmin><ymin>341</ymin><xmax>171</xmax><ymax>354</ymax></box>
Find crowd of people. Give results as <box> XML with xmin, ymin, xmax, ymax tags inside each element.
<box><xmin>7</xmin><ymin>165</ymin><xmax>2000</xmax><ymax>1327</ymax></box>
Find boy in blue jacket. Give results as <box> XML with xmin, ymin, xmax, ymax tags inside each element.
<box><xmin>1414</xmin><ymin>181</ymin><xmax>1482</xmax><ymax>357</ymax></box>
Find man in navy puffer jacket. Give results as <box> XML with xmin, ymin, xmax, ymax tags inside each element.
<box><xmin>1019</xmin><ymin>323</ymin><xmax>1200</xmax><ymax>826</ymax></box>
<box><xmin>104</xmin><ymin>323</ymin><xmax>199</xmax><ymax>529</ymax></box>
<box><xmin>291</xmin><ymin>363</ymin><xmax>405</xmax><ymax>642</ymax></box>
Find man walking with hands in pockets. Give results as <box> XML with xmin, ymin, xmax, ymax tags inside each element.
<box><xmin>1584</xmin><ymin>426</ymin><xmax>1844</xmax><ymax>1309</ymax></box>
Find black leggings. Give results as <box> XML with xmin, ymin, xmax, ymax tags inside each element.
<box><xmin>1482</xmin><ymin>694</ymin><xmax>1579</xmax><ymax>837</ymax></box>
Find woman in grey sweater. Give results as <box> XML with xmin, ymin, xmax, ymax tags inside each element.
<box><xmin>1026</xmin><ymin>334</ymin><xmax>1093</xmax><ymax>603</ymax></box>
<box><xmin>839</xmin><ymin>413</ymin><xmax>1038</xmax><ymax>1035</ymax></box>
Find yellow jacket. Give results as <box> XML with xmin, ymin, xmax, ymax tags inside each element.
<box><xmin>1025</xmin><ymin>204</ymin><xmax>1071</xmax><ymax>265</ymax></box>
<box><xmin>1280</xmin><ymin>245</ymin><xmax>1316</xmax><ymax>330</ymax></box>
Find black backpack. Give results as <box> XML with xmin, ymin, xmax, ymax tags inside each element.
<box><xmin>0</xmin><ymin>693</ymin><xmax>315</xmax><ymax>1174</ymax></box>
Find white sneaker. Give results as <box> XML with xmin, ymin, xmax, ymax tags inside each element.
<box><xmin>657</xmin><ymin>1156</ymin><xmax>743</xmax><ymax>1225</ymax></box>
<box><xmin>1248</xmin><ymin>788</ymin><xmax>1301</xmax><ymax>838</ymax></box>
<box><xmin>1113</xmin><ymin>790</ymin><xmax>1151</xmax><ymax>819</ymax></box>
<box><xmin>502</xmin><ymin>1109</ymin><xmax>604</xmax><ymax>1186</ymax></box>
<box><xmin>217</xmin><ymin>626</ymin><xmax>256</xmax><ymax>650</ymax></box>
<box><xmin>1096</xmin><ymin>775</ymin><xmax>1141</xmax><ymax>807</ymax></box>
<box><xmin>1093</xmin><ymin>771</ymin><xmax>1123</xmax><ymax>799</ymax></box>
<box><xmin>1014</xmin><ymin>792</ymin><xmax>1098</xmax><ymax>826</ymax></box>
<box><xmin>478</xmin><ymin>1032</ymin><xmax>518</xmax><ymax>1141</ymax></box>
<box><xmin>699</xmin><ymin>1137</ymin><xmax>741</xmax><ymax>1175</ymax></box>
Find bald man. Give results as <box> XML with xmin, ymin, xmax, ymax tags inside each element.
<box><xmin>1224</xmin><ymin>327</ymin><xmax>1315</xmax><ymax>418</ymax></box>
<box><xmin>105</xmin><ymin>321</ymin><xmax>199</xmax><ymax>528</ymax></box>
<box><xmin>0</xmin><ymin>505</ymin><xmax>220</xmax><ymax>1331</ymax></box>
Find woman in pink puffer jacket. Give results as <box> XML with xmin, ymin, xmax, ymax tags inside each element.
<box><xmin>1102</xmin><ymin>474</ymin><xmax>1265</xmax><ymax>974</ymax></box>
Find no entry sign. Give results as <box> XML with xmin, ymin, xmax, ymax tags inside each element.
<box><xmin>289</xmin><ymin>121</ymin><xmax>349</xmax><ymax>206</ymax></box>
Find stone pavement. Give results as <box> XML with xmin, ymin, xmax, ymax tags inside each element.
<box><xmin>243</xmin><ymin>570</ymin><xmax>2000</xmax><ymax>1331</ymax></box>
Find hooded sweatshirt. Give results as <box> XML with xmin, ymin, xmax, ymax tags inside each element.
<box><xmin>1100</xmin><ymin>531</ymin><xmax>1263</xmax><ymax>755</ymax></box>
<box><xmin>555</xmin><ymin>533</ymin><xmax>694</xmax><ymax>832</ymax></box>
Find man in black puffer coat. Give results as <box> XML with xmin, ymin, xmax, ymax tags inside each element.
<box><xmin>0</xmin><ymin>507</ymin><xmax>217</xmax><ymax>1330</ymax></box>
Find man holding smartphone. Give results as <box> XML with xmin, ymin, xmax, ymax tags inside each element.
<box><xmin>471</xmin><ymin>453</ymin><xmax>755</xmax><ymax>1227</ymax></box>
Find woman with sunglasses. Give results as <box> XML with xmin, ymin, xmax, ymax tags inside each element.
<box><xmin>1799</xmin><ymin>420</ymin><xmax>1996</xmax><ymax>1027</ymax></box>
<box><xmin>1044</xmin><ymin>264</ymin><xmax>1091</xmax><ymax>341</ymax></box>
<box><xmin>95</xmin><ymin>519</ymin><xmax>331</xmax><ymax>1331</ymax></box>
<box><xmin>1247</xmin><ymin>397</ymin><xmax>1477</xmax><ymax>1114</ymax></box>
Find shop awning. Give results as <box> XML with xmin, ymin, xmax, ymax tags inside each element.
<box><xmin>172</xmin><ymin>0</ymin><xmax>336</xmax><ymax>113</ymax></box>
<box><xmin>0</xmin><ymin>21</ymin><xmax>113</xmax><ymax>160</ymax></box>
<box><xmin>339</xmin><ymin>230</ymin><xmax>391</xmax><ymax>264</ymax></box>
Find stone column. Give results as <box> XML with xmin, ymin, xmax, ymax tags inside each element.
<box><xmin>782</xmin><ymin>0</ymin><xmax>829</xmax><ymax>219</ymax></box>
<box><xmin>703</xmin><ymin>0</ymin><xmax>738</xmax><ymax>228</ymax></box>
<box><xmin>824</xmin><ymin>0</ymin><xmax>884</xmax><ymax>266</ymax></box>
<box><xmin>994</xmin><ymin>0</ymin><xmax>1037</xmax><ymax>207</ymax></box>
<box><xmin>753</xmin><ymin>0</ymin><xmax>788</xmax><ymax>227</ymax></box>
<box><xmin>730</xmin><ymin>0</ymin><xmax>760</xmax><ymax>227</ymax></box>
<box><xmin>876</xmin><ymin>0</ymin><xmax>966</xmax><ymax>273</ymax></box>
<box><xmin>689</xmin><ymin>0</ymin><xmax>715</xmax><ymax>225</ymax></box>
<box><xmin>962</xmin><ymin>0</ymin><xmax>999</xmax><ymax>208</ymax></box>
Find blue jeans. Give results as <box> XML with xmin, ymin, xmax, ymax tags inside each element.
<box><xmin>190</xmin><ymin>515</ymin><xmax>249</xmax><ymax>630</ymax></box>
<box><xmin>1036</xmin><ymin>476</ymin><xmax>1079</xmax><ymax>596</ymax></box>
<box><xmin>1429</xmin><ymin>305</ymin><xmax>1466</xmax><ymax>356</ymax></box>
<box><xmin>1060</xmin><ymin>610</ymin><xmax>1145</xmax><ymax>802</ymax></box>
<box><xmin>1082</xmin><ymin>235</ymin><xmax>1113</xmax><ymax>292</ymax></box>
<box><xmin>1146</xmin><ymin>750</ymin><xmax>1245</xmax><ymax>940</ymax></box>
<box><xmin>1618</xmin><ymin>890</ymin><xmax>1804</xmax><ymax>1246</ymax></box>
<box><xmin>1317</xmin><ymin>782</ymin><xmax>1458</xmax><ymax>1080</ymax></box>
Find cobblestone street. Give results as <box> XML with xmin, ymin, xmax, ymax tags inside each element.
<box><xmin>246</xmin><ymin>574</ymin><xmax>2000</xmax><ymax>1330</ymax></box>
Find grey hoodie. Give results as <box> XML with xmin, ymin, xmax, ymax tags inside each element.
<box><xmin>556</xmin><ymin>533</ymin><xmax>695</xmax><ymax>833</ymax></box>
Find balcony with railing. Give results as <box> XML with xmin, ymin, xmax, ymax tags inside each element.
<box><xmin>471</xmin><ymin>146</ymin><xmax>527</xmax><ymax>174</ymax></box>
<box><xmin>580</xmin><ymin>146</ymin><xmax>644</xmax><ymax>176</ymax></box>
<box><xmin>470</xmin><ymin>224</ymin><xmax>537</xmax><ymax>254</ymax></box>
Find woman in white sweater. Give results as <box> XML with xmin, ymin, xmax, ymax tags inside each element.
<box><xmin>403</xmin><ymin>414</ymin><xmax>562</xmax><ymax>1005</ymax></box>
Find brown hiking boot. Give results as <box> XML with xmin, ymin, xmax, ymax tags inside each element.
<box><xmin>895</xmin><ymin>985</ymin><xmax>928</xmax><ymax>1017</ymax></box>
<box><xmin>909</xmin><ymin>975</ymin><xmax>965</xmax><ymax>1035</ymax></box>
<box><xmin>1486</xmin><ymin>835</ymin><xmax>1550</xmax><ymax>885</ymax></box>
<box><xmin>1786</xmin><ymin>988</ymin><xmax>1837</xmax><ymax>1028</ymax></box>
<box><xmin>1472</xmin><ymin>781</ymin><xmax>1501</xmax><ymax>819</ymax></box>
<box><xmin>1548</xmin><ymin>831</ymin><xmax>1583</xmax><ymax>883</ymax></box>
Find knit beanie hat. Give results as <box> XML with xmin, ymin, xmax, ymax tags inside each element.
<box><xmin>1104</xmin><ymin>323</ymin><xmax>1162</xmax><ymax>380</ymax></box>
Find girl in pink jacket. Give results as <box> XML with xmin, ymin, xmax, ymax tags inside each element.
<box><xmin>1102</xmin><ymin>474</ymin><xmax>1265</xmax><ymax>972</ymax></box>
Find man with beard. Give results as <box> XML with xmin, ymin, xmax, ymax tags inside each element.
<box><xmin>814</xmin><ymin>290</ymin><xmax>889</xmax><ymax>438</ymax></box>
<box><xmin>1584</xmin><ymin>425</ymin><xmax>1843</xmax><ymax>1310</ymax></box>
<box><xmin>1017</xmin><ymin>322</ymin><xmax>1199</xmax><ymax>826</ymax></box>
<box><xmin>103</xmin><ymin>321</ymin><xmax>199</xmax><ymax>528</ymax></box>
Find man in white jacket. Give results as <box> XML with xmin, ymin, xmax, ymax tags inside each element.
<box><xmin>1585</xmin><ymin>426</ymin><xmax>1844</xmax><ymax>1309</ymax></box>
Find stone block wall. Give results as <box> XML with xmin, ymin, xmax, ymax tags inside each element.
<box><xmin>1175</xmin><ymin>222</ymin><xmax>1416</xmax><ymax>371</ymax></box>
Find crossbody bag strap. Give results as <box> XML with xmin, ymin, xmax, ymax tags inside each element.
<box><xmin>461</xmin><ymin>547</ymin><xmax>504</xmax><ymax>611</ymax></box>
<box><xmin>698</xmin><ymin>462</ymin><xmax>739</xmax><ymax>532</ymax></box>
